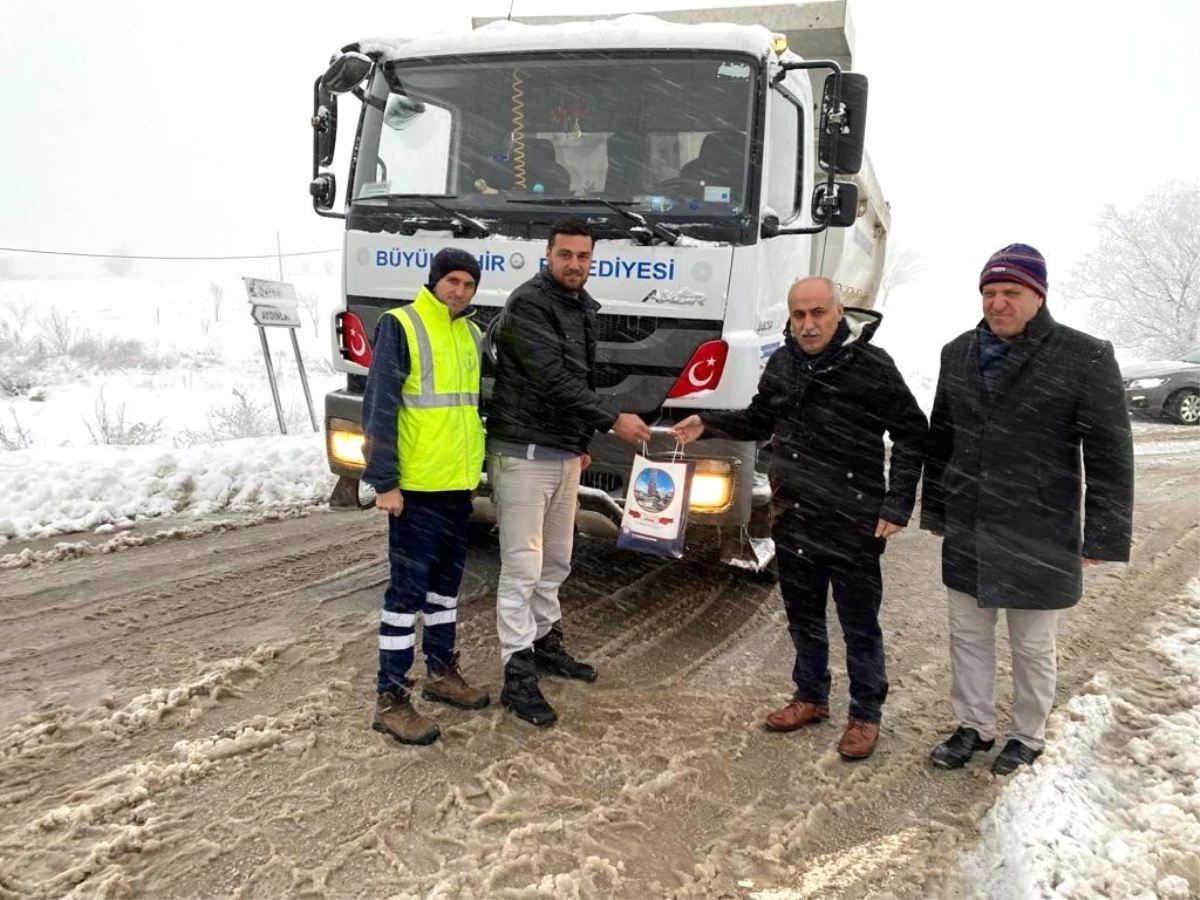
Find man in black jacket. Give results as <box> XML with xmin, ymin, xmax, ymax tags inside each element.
<box><xmin>488</xmin><ymin>218</ymin><xmax>651</xmax><ymax>727</ymax></box>
<box><xmin>922</xmin><ymin>244</ymin><xmax>1134</xmax><ymax>776</ymax></box>
<box><xmin>671</xmin><ymin>277</ymin><xmax>928</xmax><ymax>760</ymax></box>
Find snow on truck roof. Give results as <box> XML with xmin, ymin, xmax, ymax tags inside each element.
<box><xmin>361</xmin><ymin>15</ymin><xmax>787</xmax><ymax>64</ymax></box>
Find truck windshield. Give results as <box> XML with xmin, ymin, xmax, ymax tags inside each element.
<box><xmin>352</xmin><ymin>53</ymin><xmax>758</xmax><ymax>222</ymax></box>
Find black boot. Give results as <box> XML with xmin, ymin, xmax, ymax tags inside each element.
<box><xmin>929</xmin><ymin>726</ymin><xmax>995</xmax><ymax>770</ymax></box>
<box><xmin>991</xmin><ymin>739</ymin><xmax>1041</xmax><ymax>775</ymax></box>
<box><xmin>500</xmin><ymin>650</ymin><xmax>557</xmax><ymax>727</ymax></box>
<box><xmin>533</xmin><ymin>623</ymin><xmax>597</xmax><ymax>683</ymax></box>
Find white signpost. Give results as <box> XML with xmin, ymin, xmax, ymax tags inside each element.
<box><xmin>243</xmin><ymin>277</ymin><xmax>318</xmax><ymax>435</ymax></box>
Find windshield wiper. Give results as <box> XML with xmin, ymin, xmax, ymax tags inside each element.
<box><xmin>507</xmin><ymin>197</ymin><xmax>679</xmax><ymax>246</ymax></box>
<box><xmin>377</xmin><ymin>195</ymin><xmax>490</xmax><ymax>238</ymax></box>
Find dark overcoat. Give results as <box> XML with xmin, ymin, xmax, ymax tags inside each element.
<box><xmin>706</xmin><ymin>310</ymin><xmax>928</xmax><ymax>562</ymax></box>
<box><xmin>920</xmin><ymin>308</ymin><xmax>1135</xmax><ymax>609</ymax></box>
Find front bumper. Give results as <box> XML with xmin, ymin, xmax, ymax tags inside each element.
<box><xmin>1124</xmin><ymin>384</ymin><xmax>1171</xmax><ymax>416</ymax></box>
<box><xmin>323</xmin><ymin>390</ymin><xmax>770</xmax><ymax>528</ymax></box>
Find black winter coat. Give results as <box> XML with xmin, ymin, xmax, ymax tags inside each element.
<box><xmin>487</xmin><ymin>271</ymin><xmax>619</xmax><ymax>454</ymax></box>
<box><xmin>920</xmin><ymin>308</ymin><xmax>1134</xmax><ymax>610</ymax></box>
<box><xmin>704</xmin><ymin>310</ymin><xmax>928</xmax><ymax>562</ymax></box>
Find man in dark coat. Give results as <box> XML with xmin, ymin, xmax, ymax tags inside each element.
<box><xmin>488</xmin><ymin>217</ymin><xmax>651</xmax><ymax>728</ymax></box>
<box><xmin>922</xmin><ymin>244</ymin><xmax>1134</xmax><ymax>776</ymax></box>
<box><xmin>671</xmin><ymin>277</ymin><xmax>928</xmax><ymax>760</ymax></box>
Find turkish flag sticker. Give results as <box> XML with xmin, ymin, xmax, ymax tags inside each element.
<box><xmin>667</xmin><ymin>340</ymin><xmax>728</xmax><ymax>399</ymax></box>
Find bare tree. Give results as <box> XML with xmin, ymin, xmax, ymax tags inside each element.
<box><xmin>84</xmin><ymin>388</ymin><xmax>164</xmax><ymax>445</ymax></box>
<box><xmin>297</xmin><ymin>290</ymin><xmax>321</xmax><ymax>333</ymax></box>
<box><xmin>39</xmin><ymin>307</ymin><xmax>76</xmax><ymax>355</ymax></box>
<box><xmin>0</xmin><ymin>407</ymin><xmax>33</xmax><ymax>452</ymax></box>
<box><xmin>877</xmin><ymin>244</ymin><xmax>923</xmax><ymax>310</ymax></box>
<box><xmin>207</xmin><ymin>282</ymin><xmax>225</xmax><ymax>322</ymax></box>
<box><xmin>2</xmin><ymin>295</ymin><xmax>34</xmax><ymax>335</ymax></box>
<box><xmin>102</xmin><ymin>244</ymin><xmax>135</xmax><ymax>277</ymax></box>
<box><xmin>1066</xmin><ymin>181</ymin><xmax>1200</xmax><ymax>359</ymax></box>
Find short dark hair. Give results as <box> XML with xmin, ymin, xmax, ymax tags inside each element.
<box><xmin>548</xmin><ymin>217</ymin><xmax>594</xmax><ymax>249</ymax></box>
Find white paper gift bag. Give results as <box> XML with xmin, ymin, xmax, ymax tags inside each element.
<box><xmin>617</xmin><ymin>447</ymin><xmax>695</xmax><ymax>559</ymax></box>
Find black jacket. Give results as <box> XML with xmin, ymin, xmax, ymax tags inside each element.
<box><xmin>920</xmin><ymin>308</ymin><xmax>1134</xmax><ymax>610</ymax></box>
<box><xmin>487</xmin><ymin>270</ymin><xmax>619</xmax><ymax>454</ymax></box>
<box><xmin>704</xmin><ymin>310</ymin><xmax>928</xmax><ymax>562</ymax></box>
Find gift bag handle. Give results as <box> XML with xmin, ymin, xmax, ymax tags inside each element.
<box><xmin>639</xmin><ymin>441</ymin><xmax>686</xmax><ymax>461</ymax></box>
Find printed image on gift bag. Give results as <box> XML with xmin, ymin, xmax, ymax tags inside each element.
<box><xmin>617</xmin><ymin>447</ymin><xmax>696</xmax><ymax>559</ymax></box>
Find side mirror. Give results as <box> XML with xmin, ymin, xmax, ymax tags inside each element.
<box><xmin>321</xmin><ymin>51</ymin><xmax>373</xmax><ymax>95</ymax></box>
<box><xmin>384</xmin><ymin>94</ymin><xmax>427</xmax><ymax>131</ymax></box>
<box><xmin>812</xmin><ymin>182</ymin><xmax>859</xmax><ymax>228</ymax></box>
<box><xmin>310</xmin><ymin>173</ymin><xmax>337</xmax><ymax>211</ymax></box>
<box><xmin>483</xmin><ymin>312</ymin><xmax>505</xmax><ymax>366</ymax></box>
<box><xmin>818</xmin><ymin>72</ymin><xmax>868</xmax><ymax>175</ymax></box>
<box><xmin>313</xmin><ymin>84</ymin><xmax>337</xmax><ymax>167</ymax></box>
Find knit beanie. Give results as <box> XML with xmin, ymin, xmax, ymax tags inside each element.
<box><xmin>979</xmin><ymin>243</ymin><xmax>1047</xmax><ymax>298</ymax></box>
<box><xmin>427</xmin><ymin>247</ymin><xmax>482</xmax><ymax>290</ymax></box>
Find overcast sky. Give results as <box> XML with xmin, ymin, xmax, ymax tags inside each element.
<box><xmin>2</xmin><ymin>0</ymin><xmax>1197</xmax><ymax>349</ymax></box>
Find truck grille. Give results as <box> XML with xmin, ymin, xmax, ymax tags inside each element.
<box><xmin>581</xmin><ymin>470</ymin><xmax>624</xmax><ymax>494</ymax></box>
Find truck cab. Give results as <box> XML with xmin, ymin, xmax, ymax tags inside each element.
<box><xmin>313</xmin><ymin>3</ymin><xmax>888</xmax><ymax>569</ymax></box>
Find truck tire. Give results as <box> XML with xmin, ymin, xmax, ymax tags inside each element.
<box><xmin>1166</xmin><ymin>388</ymin><xmax>1200</xmax><ymax>425</ymax></box>
<box><xmin>330</xmin><ymin>475</ymin><xmax>364</xmax><ymax>509</ymax></box>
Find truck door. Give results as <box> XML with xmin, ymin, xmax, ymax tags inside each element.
<box><xmin>758</xmin><ymin>79</ymin><xmax>811</xmax><ymax>361</ymax></box>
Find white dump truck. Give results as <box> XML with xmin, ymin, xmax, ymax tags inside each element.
<box><xmin>312</xmin><ymin>2</ymin><xmax>889</xmax><ymax>569</ymax></box>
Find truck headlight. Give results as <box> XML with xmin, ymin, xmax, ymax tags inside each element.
<box><xmin>1127</xmin><ymin>377</ymin><xmax>1168</xmax><ymax>390</ymax></box>
<box><xmin>688</xmin><ymin>458</ymin><xmax>738</xmax><ymax>514</ymax></box>
<box><xmin>328</xmin><ymin>417</ymin><xmax>365</xmax><ymax>469</ymax></box>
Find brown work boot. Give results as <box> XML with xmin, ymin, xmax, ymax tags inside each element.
<box><xmin>372</xmin><ymin>689</ymin><xmax>440</xmax><ymax>746</ymax></box>
<box><xmin>423</xmin><ymin>659</ymin><xmax>490</xmax><ymax>711</ymax></box>
<box><xmin>837</xmin><ymin>718</ymin><xmax>880</xmax><ymax>760</ymax></box>
<box><xmin>765</xmin><ymin>700</ymin><xmax>830</xmax><ymax>732</ymax></box>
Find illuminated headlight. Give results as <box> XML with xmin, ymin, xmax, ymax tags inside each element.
<box><xmin>328</xmin><ymin>417</ymin><xmax>365</xmax><ymax>469</ymax></box>
<box><xmin>688</xmin><ymin>458</ymin><xmax>738</xmax><ymax>514</ymax></box>
<box><xmin>1127</xmin><ymin>377</ymin><xmax>1168</xmax><ymax>390</ymax></box>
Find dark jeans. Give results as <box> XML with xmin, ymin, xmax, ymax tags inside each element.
<box><xmin>776</xmin><ymin>547</ymin><xmax>888</xmax><ymax>723</ymax></box>
<box><xmin>377</xmin><ymin>490</ymin><xmax>472</xmax><ymax>695</ymax></box>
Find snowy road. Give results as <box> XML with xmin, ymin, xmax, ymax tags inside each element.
<box><xmin>0</xmin><ymin>436</ymin><xmax>1196</xmax><ymax>898</ymax></box>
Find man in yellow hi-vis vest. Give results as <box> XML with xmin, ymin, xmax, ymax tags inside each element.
<box><xmin>361</xmin><ymin>248</ymin><xmax>489</xmax><ymax>746</ymax></box>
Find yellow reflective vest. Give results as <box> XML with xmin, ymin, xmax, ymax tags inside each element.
<box><xmin>384</xmin><ymin>286</ymin><xmax>485</xmax><ymax>491</ymax></box>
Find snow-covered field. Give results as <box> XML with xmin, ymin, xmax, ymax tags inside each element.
<box><xmin>0</xmin><ymin>275</ymin><xmax>342</xmax><ymax>545</ymax></box>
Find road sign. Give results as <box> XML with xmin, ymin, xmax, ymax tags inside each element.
<box><xmin>244</xmin><ymin>277</ymin><xmax>302</xmax><ymax>329</ymax></box>
<box><xmin>250</xmin><ymin>304</ymin><xmax>302</xmax><ymax>328</ymax></box>
<box><xmin>243</xmin><ymin>277</ymin><xmax>297</xmax><ymax>302</ymax></box>
<box><xmin>242</xmin><ymin>277</ymin><xmax>317</xmax><ymax>435</ymax></box>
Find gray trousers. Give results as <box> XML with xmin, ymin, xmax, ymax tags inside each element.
<box><xmin>489</xmin><ymin>455</ymin><xmax>581</xmax><ymax>663</ymax></box>
<box><xmin>947</xmin><ymin>588</ymin><xmax>1060</xmax><ymax>751</ymax></box>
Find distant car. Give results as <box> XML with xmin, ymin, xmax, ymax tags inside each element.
<box><xmin>1122</xmin><ymin>348</ymin><xmax>1200</xmax><ymax>425</ymax></box>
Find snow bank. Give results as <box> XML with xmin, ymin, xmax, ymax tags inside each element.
<box><xmin>963</xmin><ymin>582</ymin><xmax>1200</xmax><ymax>900</ymax></box>
<box><xmin>0</xmin><ymin>433</ymin><xmax>334</xmax><ymax>543</ymax></box>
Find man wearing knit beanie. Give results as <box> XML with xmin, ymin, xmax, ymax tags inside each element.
<box><xmin>427</xmin><ymin>247</ymin><xmax>482</xmax><ymax>299</ymax></box>
<box><xmin>978</xmin><ymin>243</ymin><xmax>1048</xmax><ymax>302</ymax></box>
<box><xmin>921</xmin><ymin>242</ymin><xmax>1134</xmax><ymax>776</ymax></box>
<box><xmin>360</xmin><ymin>247</ymin><xmax>490</xmax><ymax>746</ymax></box>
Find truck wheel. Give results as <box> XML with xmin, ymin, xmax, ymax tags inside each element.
<box><xmin>1166</xmin><ymin>388</ymin><xmax>1200</xmax><ymax>425</ymax></box>
<box><xmin>330</xmin><ymin>476</ymin><xmax>364</xmax><ymax>509</ymax></box>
